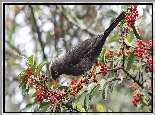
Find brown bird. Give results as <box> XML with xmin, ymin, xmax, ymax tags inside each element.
<box><xmin>50</xmin><ymin>11</ymin><xmax>125</xmax><ymax>82</ymax></box>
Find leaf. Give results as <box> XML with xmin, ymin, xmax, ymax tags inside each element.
<box><xmin>54</xmin><ymin>50</ymin><xmax>63</xmax><ymax>58</ymax></box>
<box><xmin>19</xmin><ymin>81</ymin><xmax>25</xmax><ymax>88</ymax></box>
<box><xmin>22</xmin><ymin>84</ymin><xmax>28</xmax><ymax>96</ymax></box>
<box><xmin>110</xmin><ymin>81</ymin><xmax>116</xmax><ymax>93</ymax></box>
<box><xmin>141</xmin><ymin>96</ymin><xmax>148</xmax><ymax>106</ymax></box>
<box><xmin>58</xmin><ymin>85</ymin><xmax>68</xmax><ymax>90</ymax></box>
<box><xmin>108</xmin><ymin>34</ymin><xmax>119</xmax><ymax>43</ymax></box>
<box><xmin>89</xmin><ymin>85</ymin><xmax>99</xmax><ymax>101</ymax></box>
<box><xmin>87</xmin><ymin>83</ymin><xmax>97</xmax><ymax>93</ymax></box>
<box><xmin>133</xmin><ymin>26</ymin><xmax>142</xmax><ymax>40</ymax></box>
<box><xmin>77</xmin><ymin>105</ymin><xmax>83</xmax><ymax>111</ymax></box>
<box><xmin>110</xmin><ymin>61</ymin><xmax>113</xmax><ymax>69</ymax></box>
<box><xmin>37</xmin><ymin>60</ymin><xmax>50</xmax><ymax>75</ymax></box>
<box><xmin>39</xmin><ymin>102</ymin><xmax>51</xmax><ymax>110</ymax></box>
<box><xmin>142</xmin><ymin>87</ymin><xmax>149</xmax><ymax>95</ymax></box>
<box><xmin>125</xmin><ymin>88</ymin><xmax>135</xmax><ymax>97</ymax></box>
<box><xmin>102</xmin><ymin>84</ymin><xmax>108</xmax><ymax>100</ymax></box>
<box><xmin>98</xmin><ymin>105</ymin><xmax>104</xmax><ymax>112</ymax></box>
<box><xmin>28</xmin><ymin>55</ymin><xmax>34</xmax><ymax>66</ymax></box>
<box><xmin>22</xmin><ymin>103</ymin><xmax>33</xmax><ymax>112</ymax></box>
<box><xmin>131</xmin><ymin>38</ymin><xmax>138</xmax><ymax>47</ymax></box>
<box><xmin>126</xmin><ymin>35</ymin><xmax>130</xmax><ymax>42</ymax></box>
<box><xmin>84</xmin><ymin>94</ymin><xmax>89</xmax><ymax>112</ymax></box>
<box><xmin>100</xmin><ymin>48</ymin><xmax>106</xmax><ymax>64</ymax></box>
<box><xmin>139</xmin><ymin>104</ymin><xmax>144</xmax><ymax>112</ymax></box>
<box><xmin>99</xmin><ymin>79</ymin><xmax>106</xmax><ymax>90</ymax></box>
<box><xmin>126</xmin><ymin>51</ymin><xmax>134</xmax><ymax>71</ymax></box>
<box><xmin>17</xmin><ymin>70</ymin><xmax>27</xmax><ymax>79</ymax></box>
<box><xmin>75</xmin><ymin>86</ymin><xmax>87</xmax><ymax>104</ymax></box>
<box><xmin>32</xmin><ymin>91</ymin><xmax>38</xmax><ymax>97</ymax></box>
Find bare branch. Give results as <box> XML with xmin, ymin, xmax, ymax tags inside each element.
<box><xmin>28</xmin><ymin>5</ymin><xmax>49</xmax><ymax>73</ymax></box>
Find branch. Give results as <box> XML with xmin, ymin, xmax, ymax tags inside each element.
<box><xmin>57</xmin><ymin>5</ymin><xmax>97</xmax><ymax>36</ymax></box>
<box><xmin>5</xmin><ymin>40</ymin><xmax>23</xmax><ymax>56</ymax></box>
<box><xmin>28</xmin><ymin>5</ymin><xmax>49</xmax><ymax>73</ymax></box>
<box><xmin>122</xmin><ymin>68</ymin><xmax>152</xmax><ymax>96</ymax></box>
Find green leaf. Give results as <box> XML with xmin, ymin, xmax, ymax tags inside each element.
<box><xmin>77</xmin><ymin>105</ymin><xmax>83</xmax><ymax>111</ymax></box>
<box><xmin>37</xmin><ymin>60</ymin><xmax>50</xmax><ymax>75</ymax></box>
<box><xmin>139</xmin><ymin>104</ymin><xmax>144</xmax><ymax>112</ymax></box>
<box><xmin>54</xmin><ymin>50</ymin><xmax>63</xmax><ymax>58</ymax></box>
<box><xmin>141</xmin><ymin>96</ymin><xmax>148</xmax><ymax>105</ymax></box>
<box><xmin>22</xmin><ymin>103</ymin><xmax>33</xmax><ymax>112</ymax></box>
<box><xmin>133</xmin><ymin>26</ymin><xmax>142</xmax><ymax>40</ymax></box>
<box><xmin>58</xmin><ymin>85</ymin><xmax>68</xmax><ymax>90</ymax></box>
<box><xmin>87</xmin><ymin>83</ymin><xmax>97</xmax><ymax>93</ymax></box>
<box><xmin>28</xmin><ymin>55</ymin><xmax>34</xmax><ymax>66</ymax></box>
<box><xmin>131</xmin><ymin>38</ymin><xmax>138</xmax><ymax>47</ymax></box>
<box><xmin>75</xmin><ymin>86</ymin><xmax>87</xmax><ymax>104</ymax></box>
<box><xmin>98</xmin><ymin>105</ymin><xmax>104</xmax><ymax>112</ymax></box>
<box><xmin>125</xmin><ymin>88</ymin><xmax>135</xmax><ymax>97</ymax></box>
<box><xmin>99</xmin><ymin>79</ymin><xmax>106</xmax><ymax>90</ymax></box>
<box><xmin>142</xmin><ymin>87</ymin><xmax>149</xmax><ymax>95</ymax></box>
<box><xmin>19</xmin><ymin>81</ymin><xmax>25</xmax><ymax>88</ymax></box>
<box><xmin>22</xmin><ymin>84</ymin><xmax>28</xmax><ymax>96</ymax></box>
<box><xmin>110</xmin><ymin>81</ymin><xmax>116</xmax><ymax>93</ymax></box>
<box><xmin>100</xmin><ymin>48</ymin><xmax>106</xmax><ymax>64</ymax></box>
<box><xmin>110</xmin><ymin>61</ymin><xmax>113</xmax><ymax>69</ymax></box>
<box><xmin>102</xmin><ymin>84</ymin><xmax>108</xmax><ymax>100</ymax></box>
<box><xmin>84</xmin><ymin>94</ymin><xmax>89</xmax><ymax>112</ymax></box>
<box><xmin>89</xmin><ymin>85</ymin><xmax>99</xmax><ymax>101</ymax></box>
<box><xmin>39</xmin><ymin>102</ymin><xmax>51</xmax><ymax>110</ymax></box>
<box><xmin>108</xmin><ymin>34</ymin><xmax>119</xmax><ymax>43</ymax></box>
<box><xmin>126</xmin><ymin>51</ymin><xmax>134</xmax><ymax>71</ymax></box>
<box><xmin>32</xmin><ymin>91</ymin><xmax>38</xmax><ymax>97</ymax></box>
<box><xmin>126</xmin><ymin>35</ymin><xmax>130</xmax><ymax>42</ymax></box>
<box><xmin>17</xmin><ymin>70</ymin><xmax>27</xmax><ymax>80</ymax></box>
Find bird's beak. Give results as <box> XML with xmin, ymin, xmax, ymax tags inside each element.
<box><xmin>54</xmin><ymin>78</ymin><xmax>59</xmax><ymax>88</ymax></box>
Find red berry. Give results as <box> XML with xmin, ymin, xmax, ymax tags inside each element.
<box><xmin>117</xmin><ymin>52</ymin><xmax>121</xmax><ymax>57</ymax></box>
<box><xmin>93</xmin><ymin>78</ymin><xmax>98</xmax><ymax>83</ymax></box>
<box><xmin>27</xmin><ymin>68</ymin><xmax>31</xmax><ymax>71</ymax></box>
<box><xmin>57</xmin><ymin>103</ymin><xmax>61</xmax><ymax>107</ymax></box>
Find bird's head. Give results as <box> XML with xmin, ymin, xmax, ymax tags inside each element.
<box><xmin>50</xmin><ymin>66</ymin><xmax>60</xmax><ymax>88</ymax></box>
<box><xmin>50</xmin><ymin>66</ymin><xmax>60</xmax><ymax>81</ymax></box>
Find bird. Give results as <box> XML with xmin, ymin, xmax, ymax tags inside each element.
<box><xmin>50</xmin><ymin>11</ymin><xmax>125</xmax><ymax>82</ymax></box>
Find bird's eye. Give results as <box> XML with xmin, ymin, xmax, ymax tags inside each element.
<box><xmin>54</xmin><ymin>71</ymin><xmax>58</xmax><ymax>76</ymax></box>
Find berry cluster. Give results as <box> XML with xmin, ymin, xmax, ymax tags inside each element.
<box><xmin>23</xmin><ymin>67</ymin><xmax>36</xmax><ymax>87</ymax></box>
<box><xmin>134</xmin><ymin>39</ymin><xmax>152</xmax><ymax>71</ymax></box>
<box><xmin>132</xmin><ymin>92</ymin><xmax>143</xmax><ymax>107</ymax></box>
<box><xmin>106</xmin><ymin>50</ymin><xmax>114</xmax><ymax>58</ymax></box>
<box><xmin>126</xmin><ymin>5</ymin><xmax>139</xmax><ymax>27</ymax></box>
<box><xmin>39</xmin><ymin>74</ymin><xmax>49</xmax><ymax>82</ymax></box>
<box><xmin>129</xmin><ymin>83</ymin><xmax>139</xmax><ymax>90</ymax></box>
<box><xmin>69</xmin><ymin>73</ymin><xmax>99</xmax><ymax>96</ymax></box>
<box><xmin>35</xmin><ymin>83</ymin><xmax>66</xmax><ymax>110</ymax></box>
<box><xmin>36</xmin><ymin>88</ymin><xmax>44</xmax><ymax>103</ymax></box>
<box><xmin>100</xmin><ymin>64</ymin><xmax>109</xmax><ymax>76</ymax></box>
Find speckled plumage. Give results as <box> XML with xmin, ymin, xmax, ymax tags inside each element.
<box><xmin>50</xmin><ymin>12</ymin><xmax>125</xmax><ymax>80</ymax></box>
